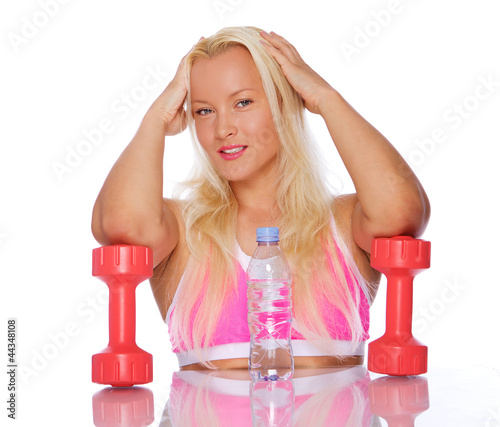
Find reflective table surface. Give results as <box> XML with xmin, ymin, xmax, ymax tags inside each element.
<box><xmin>90</xmin><ymin>365</ymin><xmax>500</xmax><ymax>426</ymax></box>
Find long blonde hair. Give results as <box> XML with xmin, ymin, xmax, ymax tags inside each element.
<box><xmin>169</xmin><ymin>26</ymin><xmax>370</xmax><ymax>366</ymax></box>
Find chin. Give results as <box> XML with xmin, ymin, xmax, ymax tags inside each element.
<box><xmin>216</xmin><ymin>164</ymin><xmax>252</xmax><ymax>183</ymax></box>
<box><xmin>223</xmin><ymin>173</ymin><xmax>251</xmax><ymax>184</ymax></box>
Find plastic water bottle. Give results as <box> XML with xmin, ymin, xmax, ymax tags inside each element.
<box><xmin>247</xmin><ymin>227</ymin><xmax>294</xmax><ymax>381</ymax></box>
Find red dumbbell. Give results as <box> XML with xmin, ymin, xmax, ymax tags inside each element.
<box><xmin>92</xmin><ymin>245</ymin><xmax>153</xmax><ymax>387</ymax></box>
<box><xmin>368</xmin><ymin>236</ymin><xmax>431</xmax><ymax>376</ymax></box>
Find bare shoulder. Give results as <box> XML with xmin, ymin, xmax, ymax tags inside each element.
<box><xmin>331</xmin><ymin>194</ymin><xmax>381</xmax><ymax>299</ymax></box>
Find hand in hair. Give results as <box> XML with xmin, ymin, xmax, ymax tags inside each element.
<box><xmin>149</xmin><ymin>48</ymin><xmax>193</xmax><ymax>136</ymax></box>
<box><xmin>260</xmin><ymin>30</ymin><xmax>430</xmax><ymax>252</ymax></box>
<box><xmin>259</xmin><ymin>30</ymin><xmax>334</xmax><ymax>115</ymax></box>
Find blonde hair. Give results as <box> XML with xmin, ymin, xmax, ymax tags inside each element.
<box><xmin>169</xmin><ymin>26</ymin><xmax>371</xmax><ymax>366</ymax></box>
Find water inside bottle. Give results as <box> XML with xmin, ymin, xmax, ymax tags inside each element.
<box><xmin>248</xmin><ymin>279</ymin><xmax>293</xmax><ymax>381</ymax></box>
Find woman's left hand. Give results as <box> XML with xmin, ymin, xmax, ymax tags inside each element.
<box><xmin>259</xmin><ymin>31</ymin><xmax>334</xmax><ymax>115</ymax></box>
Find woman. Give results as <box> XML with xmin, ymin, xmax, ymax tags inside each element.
<box><xmin>91</xmin><ymin>26</ymin><xmax>430</xmax><ymax>370</ymax></box>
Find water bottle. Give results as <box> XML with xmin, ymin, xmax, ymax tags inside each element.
<box><xmin>247</xmin><ymin>227</ymin><xmax>294</xmax><ymax>381</ymax></box>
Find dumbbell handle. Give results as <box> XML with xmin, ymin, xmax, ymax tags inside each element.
<box><xmin>106</xmin><ymin>278</ymin><xmax>139</xmax><ymax>347</ymax></box>
<box><xmin>385</xmin><ymin>273</ymin><xmax>415</xmax><ymax>340</ymax></box>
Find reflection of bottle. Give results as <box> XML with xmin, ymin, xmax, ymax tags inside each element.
<box><xmin>247</xmin><ymin>227</ymin><xmax>293</xmax><ymax>381</ymax></box>
<box><xmin>250</xmin><ymin>379</ymin><xmax>294</xmax><ymax>427</ymax></box>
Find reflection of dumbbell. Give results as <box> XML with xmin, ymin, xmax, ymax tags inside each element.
<box><xmin>368</xmin><ymin>236</ymin><xmax>431</xmax><ymax>376</ymax></box>
<box><xmin>369</xmin><ymin>376</ymin><xmax>429</xmax><ymax>426</ymax></box>
<box><xmin>92</xmin><ymin>387</ymin><xmax>154</xmax><ymax>427</ymax></box>
<box><xmin>92</xmin><ymin>245</ymin><xmax>153</xmax><ymax>387</ymax></box>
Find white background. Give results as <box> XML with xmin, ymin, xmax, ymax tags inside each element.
<box><xmin>2</xmin><ymin>0</ymin><xmax>500</xmax><ymax>425</ymax></box>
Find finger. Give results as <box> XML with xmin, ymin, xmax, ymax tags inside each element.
<box><xmin>271</xmin><ymin>32</ymin><xmax>303</xmax><ymax>60</ymax></box>
<box><xmin>261</xmin><ymin>31</ymin><xmax>301</xmax><ymax>60</ymax></box>
<box><xmin>259</xmin><ymin>39</ymin><xmax>292</xmax><ymax>67</ymax></box>
<box><xmin>259</xmin><ymin>31</ymin><xmax>296</xmax><ymax>58</ymax></box>
<box><xmin>269</xmin><ymin>31</ymin><xmax>296</xmax><ymax>49</ymax></box>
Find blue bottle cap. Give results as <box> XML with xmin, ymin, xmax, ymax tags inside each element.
<box><xmin>256</xmin><ymin>227</ymin><xmax>279</xmax><ymax>242</ymax></box>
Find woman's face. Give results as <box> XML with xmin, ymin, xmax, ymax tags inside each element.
<box><xmin>190</xmin><ymin>46</ymin><xmax>281</xmax><ymax>183</ymax></box>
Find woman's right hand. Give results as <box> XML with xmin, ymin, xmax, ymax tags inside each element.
<box><xmin>148</xmin><ymin>52</ymin><xmax>191</xmax><ymax>136</ymax></box>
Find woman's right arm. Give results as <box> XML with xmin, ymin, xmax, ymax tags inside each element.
<box><xmin>91</xmin><ymin>54</ymin><xmax>190</xmax><ymax>268</ymax></box>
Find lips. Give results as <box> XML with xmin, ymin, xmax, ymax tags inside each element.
<box><xmin>218</xmin><ymin>145</ymin><xmax>247</xmax><ymax>154</ymax></box>
<box><xmin>218</xmin><ymin>145</ymin><xmax>248</xmax><ymax>160</ymax></box>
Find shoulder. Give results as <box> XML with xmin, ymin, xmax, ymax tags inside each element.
<box><xmin>331</xmin><ymin>194</ymin><xmax>381</xmax><ymax>298</ymax></box>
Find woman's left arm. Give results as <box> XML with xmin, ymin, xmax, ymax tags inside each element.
<box><xmin>260</xmin><ymin>31</ymin><xmax>430</xmax><ymax>253</ymax></box>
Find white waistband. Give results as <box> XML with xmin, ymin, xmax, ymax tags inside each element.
<box><xmin>175</xmin><ymin>340</ymin><xmax>365</xmax><ymax>367</ymax></box>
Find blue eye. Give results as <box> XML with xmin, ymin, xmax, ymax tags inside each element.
<box><xmin>196</xmin><ymin>108</ymin><xmax>213</xmax><ymax>115</ymax></box>
<box><xmin>237</xmin><ymin>100</ymin><xmax>252</xmax><ymax>107</ymax></box>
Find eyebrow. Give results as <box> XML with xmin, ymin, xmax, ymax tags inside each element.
<box><xmin>191</xmin><ymin>88</ymin><xmax>255</xmax><ymax>104</ymax></box>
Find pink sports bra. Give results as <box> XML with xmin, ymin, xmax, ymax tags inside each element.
<box><xmin>166</xmin><ymin>233</ymin><xmax>370</xmax><ymax>367</ymax></box>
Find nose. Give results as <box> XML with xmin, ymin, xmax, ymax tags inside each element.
<box><xmin>214</xmin><ymin>111</ymin><xmax>237</xmax><ymax>140</ymax></box>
